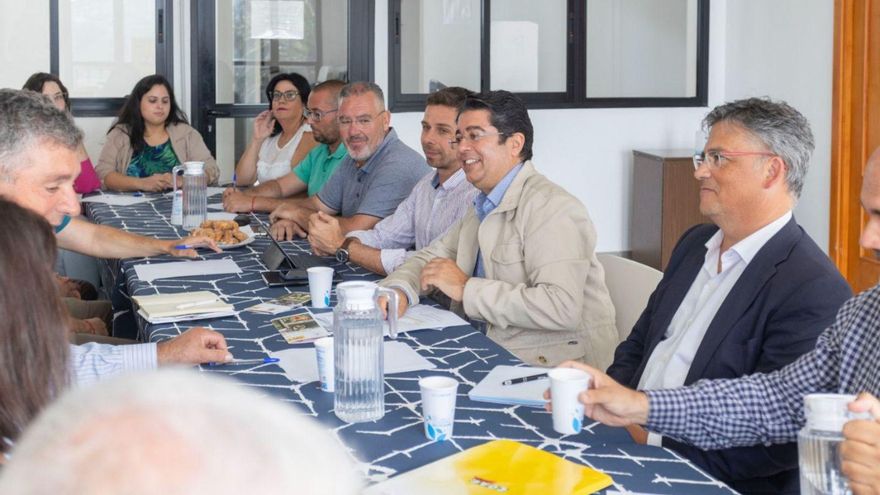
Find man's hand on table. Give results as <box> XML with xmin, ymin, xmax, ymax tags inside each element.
<box><xmin>156</xmin><ymin>327</ymin><xmax>232</xmax><ymax>365</ymax></box>
<box><xmin>420</xmin><ymin>258</ymin><xmax>469</xmax><ymax>302</ymax></box>
<box><xmin>164</xmin><ymin>235</ymin><xmax>221</xmax><ymax>258</ymax></box>
<box><xmin>842</xmin><ymin>393</ymin><xmax>880</xmax><ymax>495</ymax></box>
<box><xmin>307</xmin><ymin>211</ymin><xmax>345</xmax><ymax>256</ymax></box>
<box><xmin>543</xmin><ymin>361</ymin><xmax>650</xmax><ymax>427</ymax></box>
<box><xmin>222</xmin><ymin>188</ymin><xmax>255</xmax><ymax>213</ymax></box>
<box><xmin>270</xmin><ymin>219</ymin><xmax>307</xmax><ymax>240</ymax></box>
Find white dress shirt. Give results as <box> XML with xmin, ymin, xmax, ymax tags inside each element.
<box><xmin>348</xmin><ymin>169</ymin><xmax>478</xmax><ymax>274</ymax></box>
<box><xmin>70</xmin><ymin>342</ymin><xmax>158</xmax><ymax>387</ymax></box>
<box><xmin>638</xmin><ymin>211</ymin><xmax>792</xmax><ymax>446</ymax></box>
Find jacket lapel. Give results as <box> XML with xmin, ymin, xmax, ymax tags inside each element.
<box><xmin>684</xmin><ymin>218</ymin><xmax>801</xmax><ymax>383</ymax></box>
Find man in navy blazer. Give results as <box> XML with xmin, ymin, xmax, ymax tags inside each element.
<box><xmin>607</xmin><ymin>98</ymin><xmax>851</xmax><ymax>495</ymax></box>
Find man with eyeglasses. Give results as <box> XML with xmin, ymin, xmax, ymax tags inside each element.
<box><xmin>594</xmin><ymin>98</ymin><xmax>850</xmax><ymax>494</ymax></box>
<box><xmin>268</xmin><ymin>81</ymin><xmax>428</xmax><ymax>239</ymax></box>
<box><xmin>223</xmin><ymin>79</ymin><xmax>348</xmax><ymax>213</ymax></box>
<box><xmin>379</xmin><ymin>90</ymin><xmax>618</xmax><ymax>370</ymax></box>
<box><xmin>305</xmin><ymin>87</ymin><xmax>479</xmax><ymax>275</ymax></box>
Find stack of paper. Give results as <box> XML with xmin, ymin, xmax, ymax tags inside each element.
<box><xmin>270</xmin><ymin>341</ymin><xmax>436</xmax><ymax>383</ymax></box>
<box><xmin>133</xmin><ymin>259</ymin><xmax>241</xmax><ymax>283</ymax></box>
<box><xmin>467</xmin><ymin>365</ymin><xmax>550</xmax><ymax>407</ymax></box>
<box><xmin>312</xmin><ymin>304</ymin><xmax>468</xmax><ymax>336</ymax></box>
<box><xmin>133</xmin><ymin>291</ymin><xmax>235</xmax><ymax>324</ymax></box>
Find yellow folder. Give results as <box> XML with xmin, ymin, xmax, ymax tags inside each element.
<box><xmin>364</xmin><ymin>439</ymin><xmax>613</xmax><ymax>494</ymax></box>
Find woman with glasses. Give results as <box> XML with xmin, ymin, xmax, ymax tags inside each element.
<box><xmin>22</xmin><ymin>73</ymin><xmax>101</xmax><ymax>195</ymax></box>
<box><xmin>96</xmin><ymin>74</ymin><xmax>219</xmax><ymax>192</ymax></box>
<box><xmin>233</xmin><ymin>72</ymin><xmax>317</xmax><ymax>187</ymax></box>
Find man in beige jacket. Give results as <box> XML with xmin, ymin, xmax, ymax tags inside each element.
<box><xmin>381</xmin><ymin>90</ymin><xmax>617</xmax><ymax>368</ymax></box>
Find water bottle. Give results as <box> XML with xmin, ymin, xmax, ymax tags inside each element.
<box><xmin>333</xmin><ymin>281</ymin><xmax>399</xmax><ymax>423</ymax></box>
<box><xmin>172</xmin><ymin>161</ymin><xmax>207</xmax><ymax>231</ymax></box>
<box><xmin>798</xmin><ymin>394</ymin><xmax>871</xmax><ymax>494</ymax></box>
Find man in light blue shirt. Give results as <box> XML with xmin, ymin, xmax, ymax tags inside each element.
<box><xmin>0</xmin><ymin>89</ymin><xmax>233</xmax><ymax>385</ymax></box>
<box><xmin>306</xmin><ymin>87</ymin><xmax>478</xmax><ymax>275</ymax></box>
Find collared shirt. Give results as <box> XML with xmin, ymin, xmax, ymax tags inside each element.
<box><xmin>54</xmin><ymin>215</ymin><xmax>72</xmax><ymax>234</ymax></box>
<box><xmin>316</xmin><ymin>128</ymin><xmax>429</xmax><ymax>218</ymax></box>
<box><xmin>348</xmin><ymin>168</ymin><xmax>478</xmax><ymax>274</ymax></box>
<box><xmin>70</xmin><ymin>342</ymin><xmax>158</xmax><ymax>387</ymax></box>
<box><xmin>645</xmin><ymin>281</ymin><xmax>880</xmax><ymax>450</ymax></box>
<box><xmin>473</xmin><ymin>162</ymin><xmax>524</xmax><ymax>278</ymax></box>
<box><xmin>292</xmin><ymin>142</ymin><xmax>348</xmax><ymax>197</ymax></box>
<box><xmin>639</xmin><ymin>211</ymin><xmax>792</xmax><ymax>446</ymax></box>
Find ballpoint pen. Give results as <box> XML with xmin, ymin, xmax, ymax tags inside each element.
<box><xmin>175</xmin><ymin>297</ymin><xmax>224</xmax><ymax>310</ymax></box>
<box><xmin>208</xmin><ymin>357</ymin><xmax>280</xmax><ymax>366</ymax></box>
<box><xmin>174</xmin><ymin>244</ymin><xmax>196</xmax><ymax>250</ymax></box>
<box><xmin>501</xmin><ymin>372</ymin><xmax>548</xmax><ymax>386</ymax></box>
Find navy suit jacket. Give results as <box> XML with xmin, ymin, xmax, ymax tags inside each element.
<box><xmin>607</xmin><ymin>219</ymin><xmax>851</xmax><ymax>494</ymax></box>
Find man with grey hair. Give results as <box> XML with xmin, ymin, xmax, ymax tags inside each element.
<box><xmin>604</xmin><ymin>97</ymin><xmax>850</xmax><ymax>494</ymax></box>
<box><xmin>0</xmin><ymin>88</ymin><xmax>234</xmax><ymax>380</ymax></box>
<box><xmin>0</xmin><ymin>369</ymin><xmax>362</xmax><ymax>494</ymax></box>
<box><xmin>268</xmin><ymin>81</ymin><xmax>429</xmax><ymax>239</ymax></box>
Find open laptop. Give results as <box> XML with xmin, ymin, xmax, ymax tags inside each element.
<box><xmin>249</xmin><ymin>214</ymin><xmax>333</xmax><ymax>271</ymax></box>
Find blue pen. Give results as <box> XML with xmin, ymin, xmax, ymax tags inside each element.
<box><xmin>174</xmin><ymin>244</ymin><xmax>195</xmax><ymax>250</ymax></box>
<box><xmin>232</xmin><ymin>173</ymin><xmax>238</xmax><ymax>192</ymax></box>
<box><xmin>133</xmin><ymin>191</ymin><xmax>143</xmax><ymax>197</ymax></box>
<box><xmin>208</xmin><ymin>357</ymin><xmax>279</xmax><ymax>366</ymax></box>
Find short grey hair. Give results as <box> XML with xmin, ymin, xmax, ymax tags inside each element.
<box><xmin>0</xmin><ymin>370</ymin><xmax>362</xmax><ymax>495</ymax></box>
<box><xmin>703</xmin><ymin>97</ymin><xmax>814</xmax><ymax>198</ymax></box>
<box><xmin>0</xmin><ymin>89</ymin><xmax>82</xmax><ymax>180</ymax></box>
<box><xmin>340</xmin><ymin>81</ymin><xmax>386</xmax><ymax>112</ymax></box>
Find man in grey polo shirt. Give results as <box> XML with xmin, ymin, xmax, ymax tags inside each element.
<box><xmin>269</xmin><ymin>82</ymin><xmax>428</xmax><ymax>240</ymax></box>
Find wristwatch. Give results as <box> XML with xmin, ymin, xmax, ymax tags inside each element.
<box><xmin>335</xmin><ymin>237</ymin><xmax>356</xmax><ymax>263</ymax></box>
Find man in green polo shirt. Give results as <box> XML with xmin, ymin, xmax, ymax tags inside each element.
<box><xmin>223</xmin><ymin>79</ymin><xmax>347</xmax><ymax>212</ymax></box>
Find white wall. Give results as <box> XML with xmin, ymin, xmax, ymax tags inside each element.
<box><xmin>724</xmin><ymin>0</ymin><xmax>833</xmax><ymax>252</ymax></box>
<box><xmin>376</xmin><ymin>0</ymin><xmax>728</xmax><ymax>252</ymax></box>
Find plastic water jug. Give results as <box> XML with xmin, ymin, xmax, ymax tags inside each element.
<box><xmin>333</xmin><ymin>281</ymin><xmax>399</xmax><ymax>423</ymax></box>
<box><xmin>172</xmin><ymin>161</ymin><xmax>207</xmax><ymax>231</ymax></box>
<box><xmin>798</xmin><ymin>393</ymin><xmax>871</xmax><ymax>494</ymax></box>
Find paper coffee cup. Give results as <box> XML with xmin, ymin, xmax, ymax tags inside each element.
<box><xmin>549</xmin><ymin>367</ymin><xmax>591</xmax><ymax>435</ymax></box>
<box><xmin>314</xmin><ymin>337</ymin><xmax>334</xmax><ymax>392</ymax></box>
<box><xmin>307</xmin><ymin>267</ymin><xmax>334</xmax><ymax>309</ymax></box>
<box><xmin>419</xmin><ymin>376</ymin><xmax>458</xmax><ymax>441</ymax></box>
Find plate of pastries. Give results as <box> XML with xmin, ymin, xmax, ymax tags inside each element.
<box><xmin>191</xmin><ymin>220</ymin><xmax>255</xmax><ymax>249</ymax></box>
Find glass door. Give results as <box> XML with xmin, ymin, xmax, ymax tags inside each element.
<box><xmin>191</xmin><ymin>0</ymin><xmax>373</xmax><ymax>183</ymax></box>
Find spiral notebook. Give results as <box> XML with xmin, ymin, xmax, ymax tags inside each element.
<box><xmin>364</xmin><ymin>439</ymin><xmax>613</xmax><ymax>494</ymax></box>
<box><xmin>467</xmin><ymin>365</ymin><xmax>550</xmax><ymax>408</ymax></box>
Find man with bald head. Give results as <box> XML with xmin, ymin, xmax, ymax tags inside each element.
<box><xmin>560</xmin><ymin>147</ymin><xmax>880</xmax><ymax>495</ymax></box>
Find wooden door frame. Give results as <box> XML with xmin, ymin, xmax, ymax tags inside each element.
<box><xmin>830</xmin><ymin>0</ymin><xmax>873</xmax><ymax>288</ymax></box>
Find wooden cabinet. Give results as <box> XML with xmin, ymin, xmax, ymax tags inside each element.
<box><xmin>631</xmin><ymin>149</ymin><xmax>709</xmax><ymax>271</ymax></box>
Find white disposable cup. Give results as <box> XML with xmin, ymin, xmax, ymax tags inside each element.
<box><xmin>549</xmin><ymin>367</ymin><xmax>591</xmax><ymax>435</ymax></box>
<box><xmin>419</xmin><ymin>376</ymin><xmax>458</xmax><ymax>441</ymax></box>
<box><xmin>314</xmin><ymin>337</ymin><xmax>334</xmax><ymax>392</ymax></box>
<box><xmin>307</xmin><ymin>267</ymin><xmax>334</xmax><ymax>309</ymax></box>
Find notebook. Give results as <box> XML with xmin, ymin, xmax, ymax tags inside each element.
<box><xmin>133</xmin><ymin>291</ymin><xmax>235</xmax><ymax>324</ymax></box>
<box><xmin>467</xmin><ymin>365</ymin><xmax>550</xmax><ymax>407</ymax></box>
<box><xmin>363</xmin><ymin>439</ymin><xmax>613</xmax><ymax>495</ymax></box>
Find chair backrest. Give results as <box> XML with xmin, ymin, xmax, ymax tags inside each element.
<box><xmin>597</xmin><ymin>253</ymin><xmax>663</xmax><ymax>342</ymax></box>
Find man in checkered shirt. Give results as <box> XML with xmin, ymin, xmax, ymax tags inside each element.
<box><xmin>555</xmin><ymin>148</ymin><xmax>880</xmax><ymax>495</ymax></box>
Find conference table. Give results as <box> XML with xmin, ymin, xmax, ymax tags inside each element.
<box><xmin>84</xmin><ymin>192</ymin><xmax>736</xmax><ymax>494</ymax></box>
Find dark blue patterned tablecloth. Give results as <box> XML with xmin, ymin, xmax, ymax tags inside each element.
<box><xmin>83</xmin><ymin>195</ymin><xmax>735</xmax><ymax>494</ymax></box>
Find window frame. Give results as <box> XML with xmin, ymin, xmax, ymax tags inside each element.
<box><xmin>388</xmin><ymin>0</ymin><xmax>709</xmax><ymax>112</ymax></box>
<box><xmin>49</xmin><ymin>0</ymin><xmax>175</xmax><ymax>118</ymax></box>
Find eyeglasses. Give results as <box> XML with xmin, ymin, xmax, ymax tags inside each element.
<box><xmin>303</xmin><ymin>108</ymin><xmax>338</xmax><ymax>122</ymax></box>
<box><xmin>271</xmin><ymin>90</ymin><xmax>300</xmax><ymax>102</ymax></box>
<box><xmin>693</xmin><ymin>150</ymin><xmax>777</xmax><ymax>170</ymax></box>
<box><xmin>337</xmin><ymin>111</ymin><xmax>385</xmax><ymax>128</ymax></box>
<box><xmin>449</xmin><ymin>131</ymin><xmax>506</xmax><ymax>147</ymax></box>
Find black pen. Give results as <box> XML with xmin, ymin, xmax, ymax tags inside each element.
<box><xmin>502</xmin><ymin>372</ymin><xmax>548</xmax><ymax>386</ymax></box>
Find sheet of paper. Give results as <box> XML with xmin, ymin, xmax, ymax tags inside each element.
<box><xmin>133</xmin><ymin>259</ymin><xmax>241</xmax><ymax>283</ymax></box>
<box><xmin>312</xmin><ymin>304</ymin><xmax>467</xmax><ymax>336</ymax></box>
<box><xmin>207</xmin><ymin>202</ymin><xmax>226</xmax><ymax>210</ymax></box>
<box><xmin>80</xmin><ymin>193</ymin><xmax>155</xmax><ymax>206</ymax></box>
<box><xmin>207</xmin><ymin>187</ymin><xmax>226</xmax><ymax>197</ymax></box>
<box><xmin>271</xmin><ymin>341</ymin><xmax>436</xmax><ymax>383</ymax></box>
<box><xmin>206</xmin><ymin>212</ymin><xmax>237</xmax><ymax>221</ymax></box>
<box><xmin>467</xmin><ymin>365</ymin><xmax>550</xmax><ymax>407</ymax></box>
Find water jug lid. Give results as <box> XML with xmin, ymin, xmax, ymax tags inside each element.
<box><xmin>803</xmin><ymin>394</ymin><xmax>865</xmax><ymax>432</ymax></box>
<box><xmin>336</xmin><ymin>281</ymin><xmax>377</xmax><ymax>308</ymax></box>
<box><xmin>183</xmin><ymin>161</ymin><xmax>205</xmax><ymax>173</ymax></box>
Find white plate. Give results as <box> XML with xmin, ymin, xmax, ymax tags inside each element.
<box><xmin>218</xmin><ymin>226</ymin><xmax>256</xmax><ymax>250</ymax></box>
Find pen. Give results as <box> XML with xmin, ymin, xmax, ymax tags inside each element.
<box><xmin>232</xmin><ymin>173</ymin><xmax>238</xmax><ymax>192</ymax></box>
<box><xmin>133</xmin><ymin>191</ymin><xmax>143</xmax><ymax>197</ymax></box>
<box><xmin>501</xmin><ymin>372</ymin><xmax>548</xmax><ymax>386</ymax></box>
<box><xmin>175</xmin><ymin>297</ymin><xmax>223</xmax><ymax>310</ymax></box>
<box><xmin>208</xmin><ymin>357</ymin><xmax>279</xmax><ymax>366</ymax></box>
<box><xmin>174</xmin><ymin>244</ymin><xmax>196</xmax><ymax>250</ymax></box>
